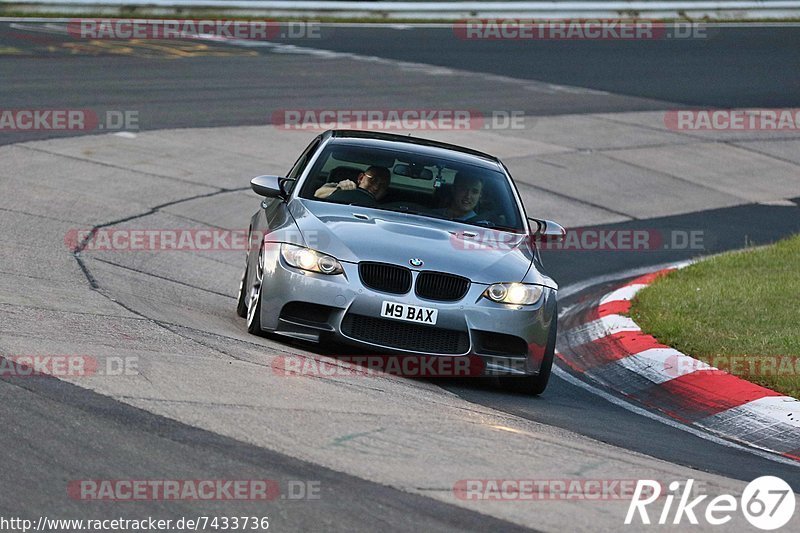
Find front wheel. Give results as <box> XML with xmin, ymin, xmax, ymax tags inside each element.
<box><xmin>246</xmin><ymin>247</ymin><xmax>267</xmax><ymax>336</ymax></box>
<box><xmin>236</xmin><ymin>264</ymin><xmax>249</xmax><ymax>318</ymax></box>
<box><xmin>499</xmin><ymin>313</ymin><xmax>557</xmax><ymax>395</ymax></box>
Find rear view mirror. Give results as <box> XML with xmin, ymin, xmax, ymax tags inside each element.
<box><xmin>393</xmin><ymin>163</ymin><xmax>433</xmax><ymax>179</ymax></box>
<box><xmin>529</xmin><ymin>218</ymin><xmax>566</xmax><ymax>242</ymax></box>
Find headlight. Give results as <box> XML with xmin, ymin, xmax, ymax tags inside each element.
<box><xmin>280</xmin><ymin>244</ymin><xmax>343</xmax><ymax>275</ymax></box>
<box><xmin>483</xmin><ymin>283</ymin><xmax>544</xmax><ymax>305</ymax></box>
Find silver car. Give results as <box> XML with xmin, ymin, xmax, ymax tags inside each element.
<box><xmin>237</xmin><ymin>130</ymin><xmax>565</xmax><ymax>394</ymax></box>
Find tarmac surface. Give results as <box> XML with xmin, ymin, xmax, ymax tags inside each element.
<box><xmin>1</xmin><ymin>21</ymin><xmax>799</xmax><ymax>531</ymax></box>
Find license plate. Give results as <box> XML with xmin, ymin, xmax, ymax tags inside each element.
<box><xmin>380</xmin><ymin>301</ymin><xmax>438</xmax><ymax>325</ymax></box>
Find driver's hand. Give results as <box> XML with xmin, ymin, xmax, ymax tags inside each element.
<box><xmin>314</xmin><ymin>182</ymin><xmax>339</xmax><ymax>199</ymax></box>
<box><xmin>338</xmin><ymin>179</ymin><xmax>356</xmax><ymax>191</ymax></box>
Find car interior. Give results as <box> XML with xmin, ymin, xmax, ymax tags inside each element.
<box><xmin>300</xmin><ymin>146</ymin><xmax>523</xmax><ymax>230</ymax></box>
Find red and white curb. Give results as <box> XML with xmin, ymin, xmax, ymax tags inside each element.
<box><xmin>558</xmin><ymin>268</ymin><xmax>800</xmax><ymax>461</ymax></box>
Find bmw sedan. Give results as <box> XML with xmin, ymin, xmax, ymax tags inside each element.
<box><xmin>237</xmin><ymin>130</ymin><xmax>565</xmax><ymax>394</ymax></box>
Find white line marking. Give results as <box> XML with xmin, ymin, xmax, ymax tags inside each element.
<box><xmin>728</xmin><ymin>396</ymin><xmax>800</xmax><ymax>429</ymax></box>
<box><xmin>599</xmin><ymin>283</ymin><xmax>646</xmax><ymax>305</ymax></box>
<box><xmin>566</xmin><ymin>313</ymin><xmax>640</xmax><ymax>342</ymax></box>
<box><xmin>189</xmin><ymin>35</ymin><xmax>611</xmax><ymax>95</ymax></box>
<box><xmin>617</xmin><ymin>348</ymin><xmax>715</xmax><ymax>385</ymax></box>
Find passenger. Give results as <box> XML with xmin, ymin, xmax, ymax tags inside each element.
<box><xmin>438</xmin><ymin>172</ymin><xmax>483</xmax><ymax>221</ymax></box>
<box><xmin>315</xmin><ymin>166</ymin><xmax>391</xmax><ymax>207</ymax></box>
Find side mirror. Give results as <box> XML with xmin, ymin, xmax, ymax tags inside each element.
<box><xmin>528</xmin><ymin>217</ymin><xmax>566</xmax><ymax>242</ymax></box>
<box><xmin>250</xmin><ymin>175</ymin><xmax>294</xmax><ymax>199</ymax></box>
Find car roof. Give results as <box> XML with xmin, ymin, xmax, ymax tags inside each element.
<box><xmin>326</xmin><ymin>130</ymin><xmax>503</xmax><ymax>171</ymax></box>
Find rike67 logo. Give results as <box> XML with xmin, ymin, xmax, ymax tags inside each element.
<box><xmin>626</xmin><ymin>477</ymin><xmax>796</xmax><ymax>530</ymax></box>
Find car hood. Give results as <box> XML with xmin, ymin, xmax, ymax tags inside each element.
<box><xmin>289</xmin><ymin>199</ymin><xmax>542</xmax><ymax>285</ymax></box>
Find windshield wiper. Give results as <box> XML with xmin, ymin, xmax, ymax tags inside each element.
<box><xmin>469</xmin><ymin>221</ymin><xmax>525</xmax><ymax>233</ymax></box>
<box><xmin>383</xmin><ymin>206</ymin><xmax>442</xmax><ymax>219</ymax></box>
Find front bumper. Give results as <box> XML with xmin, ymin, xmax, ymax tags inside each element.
<box><xmin>258</xmin><ymin>244</ymin><xmax>556</xmax><ymax>376</ymax></box>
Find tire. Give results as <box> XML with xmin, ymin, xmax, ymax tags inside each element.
<box><xmin>499</xmin><ymin>312</ymin><xmax>557</xmax><ymax>395</ymax></box>
<box><xmin>236</xmin><ymin>264</ymin><xmax>249</xmax><ymax>318</ymax></box>
<box><xmin>246</xmin><ymin>246</ymin><xmax>267</xmax><ymax>336</ymax></box>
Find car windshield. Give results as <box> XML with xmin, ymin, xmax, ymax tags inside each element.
<box><xmin>298</xmin><ymin>143</ymin><xmax>525</xmax><ymax>231</ymax></box>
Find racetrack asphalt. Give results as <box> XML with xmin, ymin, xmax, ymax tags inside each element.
<box><xmin>1</xmin><ymin>21</ymin><xmax>800</xmax><ymax>531</ymax></box>
<box><xmin>3</xmin><ymin>23</ymin><xmax>800</xmax><ymax>144</ymax></box>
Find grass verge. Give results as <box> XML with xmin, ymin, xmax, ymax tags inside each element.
<box><xmin>630</xmin><ymin>234</ymin><xmax>800</xmax><ymax>398</ymax></box>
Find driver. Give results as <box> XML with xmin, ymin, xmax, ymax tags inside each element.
<box><xmin>315</xmin><ymin>166</ymin><xmax>391</xmax><ymax>207</ymax></box>
<box><xmin>439</xmin><ymin>172</ymin><xmax>483</xmax><ymax>221</ymax></box>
